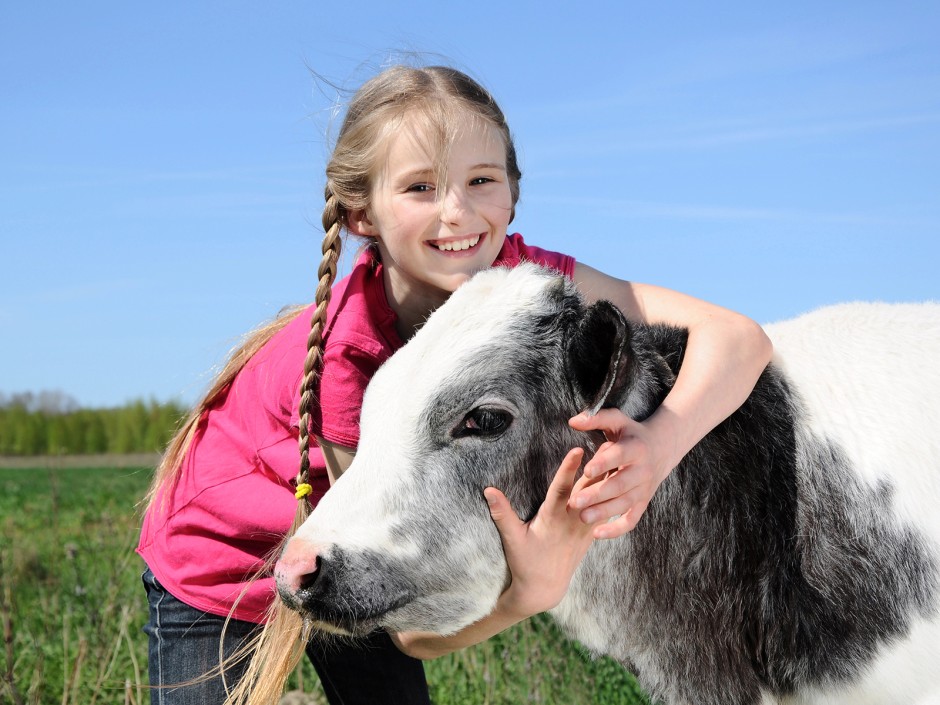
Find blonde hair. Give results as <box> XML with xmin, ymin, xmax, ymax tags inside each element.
<box><xmin>143</xmin><ymin>64</ymin><xmax>522</xmax><ymax>705</ymax></box>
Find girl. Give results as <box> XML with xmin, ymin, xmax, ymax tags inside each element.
<box><xmin>138</xmin><ymin>65</ymin><xmax>772</xmax><ymax>705</ymax></box>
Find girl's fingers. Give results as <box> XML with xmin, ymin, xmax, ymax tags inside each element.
<box><xmin>546</xmin><ymin>447</ymin><xmax>585</xmax><ymax>509</ymax></box>
<box><xmin>583</xmin><ymin>436</ymin><xmax>646</xmax><ymax>479</ymax></box>
<box><xmin>568</xmin><ymin>408</ymin><xmax>630</xmax><ymax>433</ymax></box>
<box><xmin>567</xmin><ymin>410</ymin><xmax>669</xmax><ymax>538</ymax></box>
<box><xmin>571</xmin><ymin>465</ymin><xmax>602</xmax><ymax>495</ymax></box>
<box><xmin>484</xmin><ymin>487</ymin><xmax>524</xmax><ymax>545</ymax></box>
<box><xmin>487</xmin><ymin>447</ymin><xmax>587</xmax><ymax>548</ymax></box>
<box><xmin>576</xmin><ymin>485</ymin><xmax>648</xmax><ymax>524</ymax></box>
<box><xmin>571</xmin><ymin>467</ymin><xmax>645</xmax><ymax>510</ymax></box>
<box><xmin>593</xmin><ymin>506</ymin><xmax>647</xmax><ymax>539</ymax></box>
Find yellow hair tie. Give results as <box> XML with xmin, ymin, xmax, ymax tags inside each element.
<box><xmin>294</xmin><ymin>483</ymin><xmax>313</xmax><ymax>500</ymax></box>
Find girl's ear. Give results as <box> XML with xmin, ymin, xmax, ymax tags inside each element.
<box><xmin>347</xmin><ymin>209</ymin><xmax>379</xmax><ymax>237</ymax></box>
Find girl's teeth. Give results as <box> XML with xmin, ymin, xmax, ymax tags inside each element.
<box><xmin>435</xmin><ymin>235</ymin><xmax>480</xmax><ymax>251</ymax></box>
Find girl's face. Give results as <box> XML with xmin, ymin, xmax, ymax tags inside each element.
<box><xmin>350</xmin><ymin>114</ymin><xmax>514</xmax><ymax>306</ymax></box>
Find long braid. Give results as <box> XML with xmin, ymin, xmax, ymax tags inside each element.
<box><xmin>292</xmin><ymin>189</ymin><xmax>343</xmax><ymax>531</ymax></box>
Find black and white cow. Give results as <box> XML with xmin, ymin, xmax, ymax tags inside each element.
<box><xmin>275</xmin><ymin>264</ymin><xmax>940</xmax><ymax>705</ymax></box>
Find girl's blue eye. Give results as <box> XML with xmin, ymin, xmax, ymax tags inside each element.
<box><xmin>408</xmin><ymin>184</ymin><xmax>433</xmax><ymax>193</ymax></box>
<box><xmin>470</xmin><ymin>177</ymin><xmax>493</xmax><ymax>186</ymax></box>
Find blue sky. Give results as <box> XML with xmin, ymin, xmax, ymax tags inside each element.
<box><xmin>2</xmin><ymin>2</ymin><xmax>938</xmax><ymax>408</ymax></box>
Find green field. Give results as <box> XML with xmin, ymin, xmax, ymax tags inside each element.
<box><xmin>0</xmin><ymin>466</ymin><xmax>649</xmax><ymax>705</ymax></box>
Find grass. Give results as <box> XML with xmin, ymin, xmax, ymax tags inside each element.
<box><xmin>1</xmin><ymin>466</ymin><xmax>149</xmax><ymax>705</ymax></box>
<box><xmin>0</xmin><ymin>465</ymin><xmax>650</xmax><ymax>705</ymax></box>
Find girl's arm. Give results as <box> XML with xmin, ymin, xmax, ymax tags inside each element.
<box><xmin>317</xmin><ymin>436</ymin><xmax>356</xmax><ymax>485</ymax></box>
<box><xmin>568</xmin><ymin>262</ymin><xmax>774</xmax><ymax>539</ymax></box>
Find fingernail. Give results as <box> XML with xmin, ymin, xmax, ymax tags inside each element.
<box><xmin>582</xmin><ymin>509</ymin><xmax>598</xmax><ymax>523</ymax></box>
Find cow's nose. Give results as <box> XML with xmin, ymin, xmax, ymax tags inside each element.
<box><xmin>274</xmin><ymin>537</ymin><xmax>323</xmax><ymax>603</ymax></box>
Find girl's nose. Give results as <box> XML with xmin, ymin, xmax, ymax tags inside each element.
<box><xmin>439</xmin><ymin>186</ymin><xmax>473</xmax><ymax>225</ymax></box>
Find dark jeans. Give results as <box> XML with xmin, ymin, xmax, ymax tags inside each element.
<box><xmin>142</xmin><ymin>568</ymin><xmax>430</xmax><ymax>705</ymax></box>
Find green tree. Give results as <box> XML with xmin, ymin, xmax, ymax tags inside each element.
<box><xmin>83</xmin><ymin>412</ymin><xmax>108</xmax><ymax>453</ymax></box>
<box><xmin>0</xmin><ymin>394</ymin><xmax>192</xmax><ymax>456</ymax></box>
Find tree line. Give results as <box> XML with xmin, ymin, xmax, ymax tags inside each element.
<box><xmin>0</xmin><ymin>394</ymin><xmax>189</xmax><ymax>456</ymax></box>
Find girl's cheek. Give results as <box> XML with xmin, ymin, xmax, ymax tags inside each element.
<box><xmin>477</xmin><ymin>188</ymin><xmax>514</xmax><ymax>213</ymax></box>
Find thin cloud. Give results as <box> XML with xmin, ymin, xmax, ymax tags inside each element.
<box><xmin>626</xmin><ymin>113</ymin><xmax>940</xmax><ymax>151</ymax></box>
<box><xmin>524</xmin><ymin>194</ymin><xmax>936</xmax><ymax>229</ymax></box>
<box><xmin>518</xmin><ymin>17</ymin><xmax>920</xmax><ymax>118</ymax></box>
<box><xmin>5</xmin><ymin>162</ymin><xmax>313</xmax><ymax>189</ymax></box>
<box><xmin>529</xmin><ymin>112</ymin><xmax>940</xmax><ymax>158</ymax></box>
<box><xmin>4</xmin><ymin>277</ymin><xmax>143</xmax><ymax>308</ymax></box>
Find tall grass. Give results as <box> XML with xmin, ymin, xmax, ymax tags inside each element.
<box><xmin>1</xmin><ymin>466</ymin><xmax>148</xmax><ymax>705</ymax></box>
<box><xmin>0</xmin><ymin>466</ymin><xmax>649</xmax><ymax>705</ymax></box>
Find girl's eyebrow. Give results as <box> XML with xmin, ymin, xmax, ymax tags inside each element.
<box><xmin>391</xmin><ymin>167</ymin><xmax>435</xmax><ymax>182</ymax></box>
<box><xmin>392</xmin><ymin>162</ymin><xmax>507</xmax><ymax>182</ymax></box>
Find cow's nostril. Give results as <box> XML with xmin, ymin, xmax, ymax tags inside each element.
<box><xmin>275</xmin><ymin>538</ymin><xmax>326</xmax><ymax>601</ymax></box>
<box><xmin>298</xmin><ymin>555</ymin><xmax>321</xmax><ymax>592</ymax></box>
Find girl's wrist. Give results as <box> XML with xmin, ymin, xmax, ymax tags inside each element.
<box><xmin>642</xmin><ymin>404</ymin><xmax>688</xmax><ymax>476</ymax></box>
<box><xmin>495</xmin><ymin>586</ymin><xmax>529</xmax><ymax>621</ymax></box>
<box><xmin>495</xmin><ymin>584</ymin><xmax>548</xmax><ymax>623</ymax></box>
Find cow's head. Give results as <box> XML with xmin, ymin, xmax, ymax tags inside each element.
<box><xmin>274</xmin><ymin>264</ymin><xmax>641</xmax><ymax>636</ymax></box>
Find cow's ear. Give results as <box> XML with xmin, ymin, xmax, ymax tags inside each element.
<box><xmin>565</xmin><ymin>300</ymin><xmax>632</xmax><ymax>415</ymax></box>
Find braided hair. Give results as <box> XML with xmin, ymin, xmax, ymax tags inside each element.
<box><xmin>291</xmin><ymin>190</ymin><xmax>342</xmax><ymax>527</ymax></box>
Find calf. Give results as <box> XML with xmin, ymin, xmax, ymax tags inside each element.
<box><xmin>275</xmin><ymin>264</ymin><xmax>940</xmax><ymax>705</ymax></box>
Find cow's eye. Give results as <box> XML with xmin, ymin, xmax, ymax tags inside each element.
<box><xmin>454</xmin><ymin>407</ymin><xmax>513</xmax><ymax>439</ymax></box>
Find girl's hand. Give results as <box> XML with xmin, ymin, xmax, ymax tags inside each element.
<box><xmin>568</xmin><ymin>409</ymin><xmax>676</xmax><ymax>539</ymax></box>
<box><xmin>484</xmin><ymin>448</ymin><xmax>599</xmax><ymax>619</ymax></box>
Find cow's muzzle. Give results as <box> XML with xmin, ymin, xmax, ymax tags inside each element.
<box><xmin>274</xmin><ymin>538</ymin><xmax>415</xmax><ymax>635</ymax></box>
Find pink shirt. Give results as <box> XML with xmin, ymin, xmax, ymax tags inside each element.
<box><xmin>137</xmin><ymin>234</ymin><xmax>576</xmax><ymax>622</ymax></box>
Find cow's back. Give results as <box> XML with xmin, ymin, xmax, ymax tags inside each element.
<box><xmin>766</xmin><ymin>302</ymin><xmax>940</xmax><ymax>537</ymax></box>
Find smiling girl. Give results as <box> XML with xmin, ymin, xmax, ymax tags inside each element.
<box><xmin>138</xmin><ymin>65</ymin><xmax>771</xmax><ymax>705</ymax></box>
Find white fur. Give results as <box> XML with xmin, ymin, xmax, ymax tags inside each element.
<box><xmin>765</xmin><ymin>302</ymin><xmax>940</xmax><ymax>541</ymax></box>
